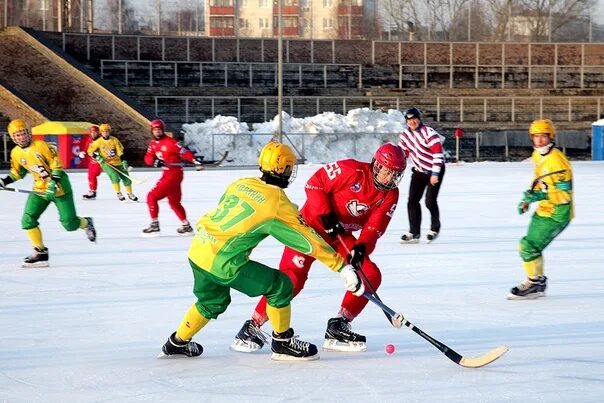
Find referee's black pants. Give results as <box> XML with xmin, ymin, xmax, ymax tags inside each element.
<box><xmin>407</xmin><ymin>165</ymin><xmax>445</xmax><ymax>236</ymax></box>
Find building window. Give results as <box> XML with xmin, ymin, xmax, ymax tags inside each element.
<box><xmin>211</xmin><ymin>17</ymin><xmax>234</xmax><ymax>28</ymax></box>
<box><xmin>211</xmin><ymin>0</ymin><xmax>233</xmax><ymax>6</ymax></box>
<box><xmin>239</xmin><ymin>18</ymin><xmax>249</xmax><ymax>28</ymax></box>
<box><xmin>323</xmin><ymin>18</ymin><xmax>333</xmax><ymax>28</ymax></box>
<box><xmin>259</xmin><ymin>18</ymin><xmax>270</xmax><ymax>28</ymax></box>
<box><xmin>323</xmin><ymin>0</ymin><xmax>332</xmax><ymax>7</ymax></box>
<box><xmin>259</xmin><ymin>0</ymin><xmax>269</xmax><ymax>7</ymax></box>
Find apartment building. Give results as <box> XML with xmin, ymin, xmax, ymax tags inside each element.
<box><xmin>205</xmin><ymin>0</ymin><xmax>371</xmax><ymax>39</ymax></box>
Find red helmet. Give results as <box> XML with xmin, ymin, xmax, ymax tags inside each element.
<box><xmin>371</xmin><ymin>143</ymin><xmax>406</xmax><ymax>190</ymax></box>
<box><xmin>150</xmin><ymin>119</ymin><xmax>165</xmax><ymax>131</ymax></box>
<box><xmin>88</xmin><ymin>125</ymin><xmax>100</xmax><ymax>140</ymax></box>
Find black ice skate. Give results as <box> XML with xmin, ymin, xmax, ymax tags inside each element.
<box><xmin>22</xmin><ymin>247</ymin><xmax>49</xmax><ymax>268</ymax></box>
<box><xmin>230</xmin><ymin>319</ymin><xmax>267</xmax><ymax>353</ymax></box>
<box><xmin>158</xmin><ymin>332</ymin><xmax>203</xmax><ymax>358</ymax></box>
<box><xmin>426</xmin><ymin>230</ymin><xmax>439</xmax><ymax>243</ymax></box>
<box><xmin>142</xmin><ymin>222</ymin><xmax>160</xmax><ymax>237</ymax></box>
<box><xmin>116</xmin><ymin>192</ymin><xmax>126</xmax><ymax>202</ymax></box>
<box><xmin>508</xmin><ymin>276</ymin><xmax>546</xmax><ymax>300</ymax></box>
<box><xmin>400</xmin><ymin>232</ymin><xmax>420</xmax><ymax>244</ymax></box>
<box><xmin>127</xmin><ymin>193</ymin><xmax>138</xmax><ymax>202</ymax></box>
<box><xmin>323</xmin><ymin>317</ymin><xmax>367</xmax><ymax>352</ymax></box>
<box><xmin>82</xmin><ymin>190</ymin><xmax>96</xmax><ymax>200</ymax></box>
<box><xmin>176</xmin><ymin>223</ymin><xmax>194</xmax><ymax>235</ymax></box>
<box><xmin>271</xmin><ymin>328</ymin><xmax>319</xmax><ymax>361</ymax></box>
<box><xmin>84</xmin><ymin>217</ymin><xmax>97</xmax><ymax>242</ymax></box>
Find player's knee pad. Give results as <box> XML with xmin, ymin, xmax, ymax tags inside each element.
<box><xmin>21</xmin><ymin>214</ymin><xmax>39</xmax><ymax>230</ymax></box>
<box><xmin>519</xmin><ymin>237</ymin><xmax>541</xmax><ymax>262</ymax></box>
<box><xmin>265</xmin><ymin>272</ymin><xmax>294</xmax><ymax>309</ymax></box>
<box><xmin>61</xmin><ymin>217</ymin><xmax>82</xmax><ymax>232</ymax></box>
<box><xmin>361</xmin><ymin>261</ymin><xmax>382</xmax><ymax>290</ymax></box>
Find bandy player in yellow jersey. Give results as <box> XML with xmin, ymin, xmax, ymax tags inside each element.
<box><xmin>87</xmin><ymin>123</ymin><xmax>138</xmax><ymax>202</ymax></box>
<box><xmin>0</xmin><ymin>119</ymin><xmax>97</xmax><ymax>267</ymax></box>
<box><xmin>160</xmin><ymin>142</ymin><xmax>365</xmax><ymax>361</ymax></box>
<box><xmin>509</xmin><ymin>119</ymin><xmax>574</xmax><ymax>299</ymax></box>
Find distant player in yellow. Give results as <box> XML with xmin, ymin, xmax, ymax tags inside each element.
<box><xmin>87</xmin><ymin>123</ymin><xmax>138</xmax><ymax>202</ymax></box>
<box><xmin>0</xmin><ymin>119</ymin><xmax>97</xmax><ymax>268</ymax></box>
<box><xmin>509</xmin><ymin>119</ymin><xmax>574</xmax><ymax>299</ymax></box>
<box><xmin>159</xmin><ymin>142</ymin><xmax>365</xmax><ymax>361</ymax></box>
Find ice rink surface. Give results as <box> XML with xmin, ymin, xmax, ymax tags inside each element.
<box><xmin>1</xmin><ymin>161</ymin><xmax>603</xmax><ymax>402</ymax></box>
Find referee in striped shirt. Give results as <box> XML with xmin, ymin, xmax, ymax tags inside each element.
<box><xmin>398</xmin><ymin>107</ymin><xmax>445</xmax><ymax>244</ymax></box>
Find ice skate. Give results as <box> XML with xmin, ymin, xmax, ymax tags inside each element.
<box><xmin>142</xmin><ymin>221</ymin><xmax>160</xmax><ymax>237</ymax></box>
<box><xmin>22</xmin><ymin>247</ymin><xmax>49</xmax><ymax>268</ymax></box>
<box><xmin>82</xmin><ymin>190</ymin><xmax>96</xmax><ymax>200</ymax></box>
<box><xmin>230</xmin><ymin>319</ymin><xmax>267</xmax><ymax>353</ymax></box>
<box><xmin>271</xmin><ymin>328</ymin><xmax>319</xmax><ymax>361</ymax></box>
<box><xmin>84</xmin><ymin>217</ymin><xmax>97</xmax><ymax>242</ymax></box>
<box><xmin>323</xmin><ymin>317</ymin><xmax>367</xmax><ymax>352</ymax></box>
<box><xmin>127</xmin><ymin>192</ymin><xmax>138</xmax><ymax>202</ymax></box>
<box><xmin>158</xmin><ymin>332</ymin><xmax>203</xmax><ymax>358</ymax></box>
<box><xmin>508</xmin><ymin>276</ymin><xmax>546</xmax><ymax>300</ymax></box>
<box><xmin>116</xmin><ymin>192</ymin><xmax>126</xmax><ymax>202</ymax></box>
<box><xmin>426</xmin><ymin>230</ymin><xmax>439</xmax><ymax>243</ymax></box>
<box><xmin>400</xmin><ymin>232</ymin><xmax>420</xmax><ymax>244</ymax></box>
<box><xmin>176</xmin><ymin>223</ymin><xmax>194</xmax><ymax>236</ymax></box>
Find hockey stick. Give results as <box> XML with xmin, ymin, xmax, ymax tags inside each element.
<box><xmin>0</xmin><ymin>187</ymin><xmax>44</xmax><ymax>196</ymax></box>
<box><xmin>164</xmin><ymin>151</ymin><xmax>231</xmax><ymax>168</ymax></box>
<box><xmin>520</xmin><ymin>169</ymin><xmax>567</xmax><ymax>212</ymax></box>
<box><xmin>363</xmin><ymin>292</ymin><xmax>509</xmax><ymax>368</ymax></box>
<box><xmin>102</xmin><ymin>161</ymin><xmax>147</xmax><ymax>185</ymax></box>
<box><xmin>336</xmin><ymin>235</ymin><xmax>402</xmax><ymax>328</ymax></box>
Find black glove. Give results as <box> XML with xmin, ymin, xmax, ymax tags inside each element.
<box><xmin>153</xmin><ymin>158</ymin><xmax>165</xmax><ymax>168</ymax></box>
<box><xmin>348</xmin><ymin>243</ymin><xmax>366</xmax><ymax>270</ymax></box>
<box><xmin>0</xmin><ymin>175</ymin><xmax>14</xmax><ymax>188</ymax></box>
<box><xmin>193</xmin><ymin>156</ymin><xmax>205</xmax><ymax>171</ymax></box>
<box><xmin>320</xmin><ymin>213</ymin><xmax>344</xmax><ymax>238</ymax></box>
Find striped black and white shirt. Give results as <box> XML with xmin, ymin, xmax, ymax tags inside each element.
<box><xmin>398</xmin><ymin>124</ymin><xmax>444</xmax><ymax>175</ymax></box>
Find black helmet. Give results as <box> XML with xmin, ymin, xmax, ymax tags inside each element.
<box><xmin>404</xmin><ymin>107</ymin><xmax>421</xmax><ymax>120</ymax></box>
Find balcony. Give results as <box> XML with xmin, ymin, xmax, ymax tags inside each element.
<box><xmin>273</xmin><ymin>26</ymin><xmax>300</xmax><ymax>36</ymax></box>
<box><xmin>337</xmin><ymin>26</ymin><xmax>363</xmax><ymax>37</ymax></box>
<box><xmin>272</xmin><ymin>6</ymin><xmax>300</xmax><ymax>15</ymax></box>
<box><xmin>209</xmin><ymin>6</ymin><xmax>235</xmax><ymax>15</ymax></box>
<box><xmin>337</xmin><ymin>5</ymin><xmax>363</xmax><ymax>15</ymax></box>
<box><xmin>209</xmin><ymin>27</ymin><xmax>235</xmax><ymax>36</ymax></box>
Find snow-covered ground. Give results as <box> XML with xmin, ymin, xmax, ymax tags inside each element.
<box><xmin>1</xmin><ymin>160</ymin><xmax>603</xmax><ymax>402</ymax></box>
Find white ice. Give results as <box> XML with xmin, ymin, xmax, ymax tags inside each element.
<box><xmin>1</xmin><ymin>161</ymin><xmax>604</xmax><ymax>403</ymax></box>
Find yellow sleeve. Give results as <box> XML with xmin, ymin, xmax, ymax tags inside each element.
<box><xmin>542</xmin><ymin>150</ymin><xmax>573</xmax><ymax>205</ymax></box>
<box><xmin>9</xmin><ymin>147</ymin><xmax>27</xmax><ymax>180</ymax></box>
<box><xmin>271</xmin><ymin>192</ymin><xmax>346</xmax><ymax>273</ymax></box>
<box><xmin>114</xmin><ymin>137</ymin><xmax>124</xmax><ymax>158</ymax></box>
<box><xmin>87</xmin><ymin>138</ymin><xmax>99</xmax><ymax>156</ymax></box>
<box><xmin>43</xmin><ymin>142</ymin><xmax>64</xmax><ymax>175</ymax></box>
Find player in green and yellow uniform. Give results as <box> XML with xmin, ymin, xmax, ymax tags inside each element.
<box><xmin>509</xmin><ymin>119</ymin><xmax>574</xmax><ymax>299</ymax></box>
<box><xmin>0</xmin><ymin>119</ymin><xmax>97</xmax><ymax>268</ymax></box>
<box><xmin>87</xmin><ymin>123</ymin><xmax>138</xmax><ymax>202</ymax></box>
<box><xmin>160</xmin><ymin>142</ymin><xmax>365</xmax><ymax>361</ymax></box>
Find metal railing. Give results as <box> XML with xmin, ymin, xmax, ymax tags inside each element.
<box><xmin>100</xmin><ymin>60</ymin><xmax>363</xmax><ymax>88</ymax></box>
<box><xmin>154</xmin><ymin>95</ymin><xmax>604</xmax><ymax>124</ymax></box>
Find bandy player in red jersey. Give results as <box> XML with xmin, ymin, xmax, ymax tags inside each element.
<box><xmin>142</xmin><ymin>119</ymin><xmax>204</xmax><ymax>236</ymax></box>
<box><xmin>81</xmin><ymin>125</ymin><xmax>103</xmax><ymax>200</ymax></box>
<box><xmin>231</xmin><ymin>142</ymin><xmax>406</xmax><ymax>353</ymax></box>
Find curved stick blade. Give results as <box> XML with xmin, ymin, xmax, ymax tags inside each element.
<box><xmin>459</xmin><ymin>345</ymin><xmax>509</xmax><ymax>368</ymax></box>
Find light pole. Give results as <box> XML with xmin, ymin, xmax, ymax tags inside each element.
<box><xmin>276</xmin><ymin>0</ymin><xmax>283</xmax><ymax>142</ymax></box>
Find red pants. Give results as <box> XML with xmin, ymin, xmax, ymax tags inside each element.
<box><xmin>251</xmin><ymin>233</ymin><xmax>381</xmax><ymax>325</ymax></box>
<box><xmin>87</xmin><ymin>161</ymin><xmax>102</xmax><ymax>191</ymax></box>
<box><xmin>147</xmin><ymin>170</ymin><xmax>187</xmax><ymax>221</ymax></box>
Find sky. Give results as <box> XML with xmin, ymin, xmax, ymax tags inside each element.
<box><xmin>1</xmin><ymin>130</ymin><xmax>604</xmax><ymax>401</ymax></box>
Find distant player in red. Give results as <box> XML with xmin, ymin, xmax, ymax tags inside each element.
<box><xmin>142</xmin><ymin>119</ymin><xmax>203</xmax><ymax>236</ymax></box>
<box><xmin>232</xmin><ymin>142</ymin><xmax>406</xmax><ymax>353</ymax></box>
<box><xmin>81</xmin><ymin>125</ymin><xmax>102</xmax><ymax>200</ymax></box>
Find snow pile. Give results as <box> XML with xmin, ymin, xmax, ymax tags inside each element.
<box><xmin>182</xmin><ymin>108</ymin><xmax>407</xmax><ymax>165</ymax></box>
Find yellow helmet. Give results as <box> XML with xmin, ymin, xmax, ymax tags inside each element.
<box><xmin>99</xmin><ymin>123</ymin><xmax>111</xmax><ymax>132</ymax></box>
<box><xmin>7</xmin><ymin>119</ymin><xmax>32</xmax><ymax>147</ymax></box>
<box><xmin>529</xmin><ymin>119</ymin><xmax>556</xmax><ymax>140</ymax></box>
<box><xmin>258</xmin><ymin>142</ymin><xmax>297</xmax><ymax>187</ymax></box>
